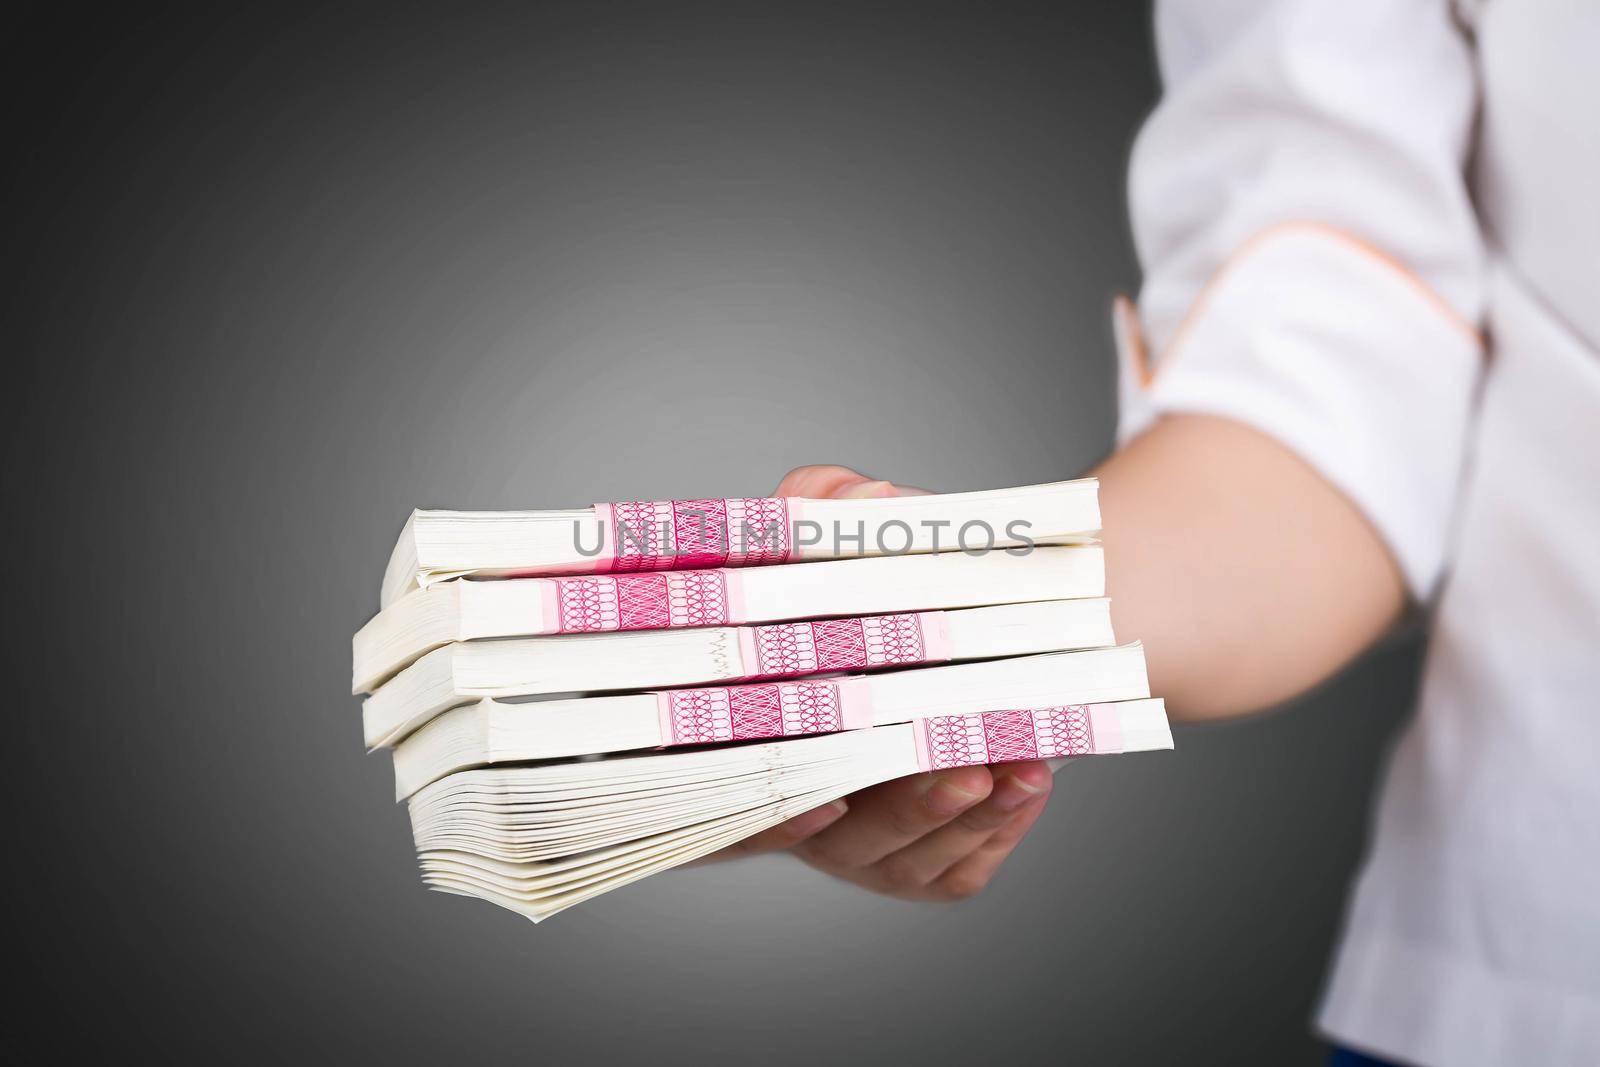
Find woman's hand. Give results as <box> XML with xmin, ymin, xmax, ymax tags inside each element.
<box><xmin>689</xmin><ymin>464</ymin><xmax>1055</xmax><ymax>901</ymax></box>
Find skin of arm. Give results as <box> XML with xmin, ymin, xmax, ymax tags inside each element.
<box><xmin>695</xmin><ymin>413</ymin><xmax>1405</xmax><ymax>895</ymax></box>
<box><xmin>1098</xmin><ymin>413</ymin><xmax>1405</xmax><ymax>720</ymax></box>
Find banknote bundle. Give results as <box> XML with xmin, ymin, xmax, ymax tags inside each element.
<box><xmin>354</xmin><ymin>479</ymin><xmax>1172</xmax><ymax>922</ymax></box>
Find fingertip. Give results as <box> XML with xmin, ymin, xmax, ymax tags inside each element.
<box><xmin>989</xmin><ymin>766</ymin><xmax>1052</xmax><ymax>813</ymax></box>
<box><xmin>1003</xmin><ymin>762</ymin><xmax>1054</xmax><ymax>796</ymax></box>
<box><xmin>922</xmin><ymin>767</ymin><xmax>993</xmax><ymax>816</ymax></box>
<box><xmin>936</xmin><ymin>866</ymin><xmax>991</xmax><ymax>902</ymax></box>
<box><xmin>780</xmin><ymin>799</ymin><xmax>849</xmax><ymax>842</ymax></box>
<box><xmin>943</xmin><ymin>765</ymin><xmax>996</xmax><ymax>797</ymax></box>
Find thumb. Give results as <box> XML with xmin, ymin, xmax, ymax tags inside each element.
<box><xmin>835</xmin><ymin>478</ymin><xmax>900</xmax><ymax>499</ymax></box>
<box><xmin>773</xmin><ymin>464</ymin><xmax>931</xmax><ymax>499</ymax></box>
<box><xmin>814</xmin><ymin>476</ymin><xmax>931</xmax><ymax>499</ymax></box>
<box><xmin>772</xmin><ymin>464</ymin><xmax>873</xmax><ymax>498</ymax></box>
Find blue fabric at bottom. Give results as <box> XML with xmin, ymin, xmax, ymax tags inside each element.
<box><xmin>1329</xmin><ymin>1045</ymin><xmax>1402</xmax><ymax>1067</ymax></box>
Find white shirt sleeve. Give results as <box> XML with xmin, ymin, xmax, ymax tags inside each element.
<box><xmin>1116</xmin><ymin>0</ymin><xmax>1488</xmax><ymax>597</ymax></box>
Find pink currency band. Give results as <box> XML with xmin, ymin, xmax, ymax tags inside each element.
<box><xmin>542</xmin><ymin>569</ymin><xmax>743</xmax><ymax>635</ymax></box>
<box><xmin>594</xmin><ymin>497</ymin><xmax>795</xmax><ymax>573</ymax></box>
<box><xmin>741</xmin><ymin>611</ymin><xmax>949</xmax><ymax>679</ymax></box>
<box><xmin>912</xmin><ymin>705</ymin><xmax>1105</xmax><ymax>771</ymax></box>
<box><xmin>656</xmin><ymin>677</ymin><xmax>875</xmax><ymax>748</ymax></box>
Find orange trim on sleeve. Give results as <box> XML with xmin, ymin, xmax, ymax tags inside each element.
<box><xmin>1112</xmin><ymin>293</ymin><xmax>1154</xmax><ymax>388</ymax></box>
<box><xmin>1131</xmin><ymin>219</ymin><xmax>1485</xmax><ymax>390</ymax></box>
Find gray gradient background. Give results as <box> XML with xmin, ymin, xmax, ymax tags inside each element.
<box><xmin>11</xmin><ymin>4</ymin><xmax>1421</xmax><ymax>1063</ymax></box>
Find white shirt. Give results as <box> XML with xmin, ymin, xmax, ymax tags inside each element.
<box><xmin>1115</xmin><ymin>1</ymin><xmax>1600</xmax><ymax>1063</ymax></box>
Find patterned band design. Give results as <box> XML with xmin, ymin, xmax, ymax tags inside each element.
<box><xmin>607</xmin><ymin>497</ymin><xmax>791</xmax><ymax>571</ymax></box>
<box><xmin>749</xmin><ymin>614</ymin><xmax>930</xmax><ymax>677</ymax></box>
<box><xmin>661</xmin><ymin>680</ymin><xmax>849</xmax><ymax>746</ymax></box>
<box><xmin>552</xmin><ymin>570</ymin><xmax>731</xmax><ymax>633</ymax></box>
<box><xmin>915</xmin><ymin>706</ymin><xmax>1096</xmax><ymax>771</ymax></box>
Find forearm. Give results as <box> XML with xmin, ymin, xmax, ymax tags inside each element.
<box><xmin>1094</xmin><ymin>414</ymin><xmax>1405</xmax><ymax>722</ymax></box>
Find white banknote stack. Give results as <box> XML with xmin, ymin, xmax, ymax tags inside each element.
<box><xmin>354</xmin><ymin>480</ymin><xmax>1172</xmax><ymax>921</ymax></box>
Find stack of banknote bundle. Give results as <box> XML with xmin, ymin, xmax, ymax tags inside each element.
<box><xmin>353</xmin><ymin>480</ymin><xmax>1172</xmax><ymax>922</ymax></box>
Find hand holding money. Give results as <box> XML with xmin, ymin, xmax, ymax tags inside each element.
<box><xmin>356</xmin><ymin>464</ymin><xmax>1168</xmax><ymax>921</ymax></box>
